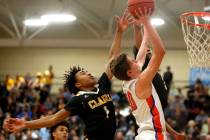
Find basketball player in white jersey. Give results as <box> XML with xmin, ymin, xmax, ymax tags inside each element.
<box><xmin>110</xmin><ymin>8</ymin><xmax>184</xmax><ymax>140</ymax></box>
<box><xmin>132</xmin><ymin>19</ymin><xmax>185</xmax><ymax>140</ymax></box>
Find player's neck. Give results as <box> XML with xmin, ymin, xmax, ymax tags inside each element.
<box><xmin>80</xmin><ymin>87</ymin><xmax>96</xmax><ymax>92</ymax></box>
<box><xmin>129</xmin><ymin>71</ymin><xmax>141</xmax><ymax>80</ymax></box>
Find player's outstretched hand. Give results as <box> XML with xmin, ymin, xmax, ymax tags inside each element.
<box><xmin>116</xmin><ymin>9</ymin><xmax>135</xmax><ymax>32</ymax></box>
<box><xmin>3</xmin><ymin>118</ymin><xmax>26</xmax><ymax>133</ymax></box>
<box><xmin>134</xmin><ymin>7</ymin><xmax>152</xmax><ymax>25</ymax></box>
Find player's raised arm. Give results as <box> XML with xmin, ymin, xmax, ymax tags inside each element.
<box><xmin>135</xmin><ymin>25</ymin><xmax>150</xmax><ymax>66</ymax></box>
<box><xmin>3</xmin><ymin>109</ymin><xmax>69</xmax><ymax>133</ymax></box>
<box><xmin>108</xmin><ymin>10</ymin><xmax>132</xmax><ymax>59</ymax></box>
<box><xmin>135</xmin><ymin>7</ymin><xmax>165</xmax><ymax>98</ymax></box>
<box><xmin>134</xmin><ymin>24</ymin><xmax>143</xmax><ymax>52</ymax></box>
<box><xmin>106</xmin><ymin>10</ymin><xmax>133</xmax><ymax>79</ymax></box>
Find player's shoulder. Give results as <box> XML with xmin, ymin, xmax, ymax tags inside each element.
<box><xmin>69</xmin><ymin>94</ymin><xmax>84</xmax><ymax>103</ymax></box>
<box><xmin>123</xmin><ymin>79</ymin><xmax>137</xmax><ymax>88</ymax></box>
<box><xmin>123</xmin><ymin>79</ymin><xmax>137</xmax><ymax>93</ymax></box>
<box><xmin>99</xmin><ymin>72</ymin><xmax>110</xmax><ymax>81</ymax></box>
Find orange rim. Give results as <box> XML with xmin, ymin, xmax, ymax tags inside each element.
<box><xmin>180</xmin><ymin>12</ymin><xmax>210</xmax><ymax>29</ymax></box>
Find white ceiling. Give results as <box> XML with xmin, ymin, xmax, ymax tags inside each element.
<box><xmin>0</xmin><ymin>0</ymin><xmax>209</xmax><ymax>49</ymax></box>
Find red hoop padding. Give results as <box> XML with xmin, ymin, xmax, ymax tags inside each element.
<box><xmin>180</xmin><ymin>12</ymin><xmax>210</xmax><ymax>29</ymax></box>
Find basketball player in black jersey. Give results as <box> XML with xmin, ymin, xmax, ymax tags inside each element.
<box><xmin>3</xmin><ymin>11</ymin><xmax>133</xmax><ymax>140</ymax></box>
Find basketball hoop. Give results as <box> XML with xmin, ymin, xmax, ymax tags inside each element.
<box><xmin>180</xmin><ymin>12</ymin><xmax>210</xmax><ymax>70</ymax></box>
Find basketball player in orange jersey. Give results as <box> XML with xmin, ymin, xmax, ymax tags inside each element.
<box><xmin>110</xmin><ymin>8</ymin><xmax>185</xmax><ymax>140</ymax></box>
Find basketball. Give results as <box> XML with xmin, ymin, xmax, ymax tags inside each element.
<box><xmin>128</xmin><ymin>0</ymin><xmax>155</xmax><ymax>19</ymax></box>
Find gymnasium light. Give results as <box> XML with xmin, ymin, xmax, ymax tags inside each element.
<box><xmin>151</xmin><ymin>18</ymin><xmax>165</xmax><ymax>26</ymax></box>
<box><xmin>202</xmin><ymin>16</ymin><xmax>210</xmax><ymax>21</ymax></box>
<box><xmin>24</xmin><ymin>19</ymin><xmax>48</xmax><ymax>27</ymax></box>
<box><xmin>41</xmin><ymin>14</ymin><xmax>76</xmax><ymax>23</ymax></box>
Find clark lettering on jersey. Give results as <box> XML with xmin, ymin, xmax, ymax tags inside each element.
<box><xmin>88</xmin><ymin>94</ymin><xmax>112</xmax><ymax>109</ymax></box>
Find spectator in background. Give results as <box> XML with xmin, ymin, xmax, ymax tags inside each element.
<box><xmin>193</xmin><ymin>79</ymin><xmax>205</xmax><ymax>97</ymax></box>
<box><xmin>62</xmin><ymin>86</ymin><xmax>72</xmax><ymax>103</ymax></box>
<box><xmin>170</xmin><ymin>95</ymin><xmax>185</xmax><ymax>112</ymax></box>
<box><xmin>184</xmin><ymin>91</ymin><xmax>202</xmax><ymax>120</ymax></box>
<box><xmin>15</xmin><ymin>74</ymin><xmax>25</xmax><ymax>89</ymax></box>
<box><xmin>33</xmin><ymin>72</ymin><xmax>45</xmax><ymax>92</ymax></box>
<box><xmin>185</xmin><ymin>120</ymin><xmax>196</xmax><ymax>139</ymax></box>
<box><xmin>4</xmin><ymin>74</ymin><xmax>14</xmax><ymax>91</ymax></box>
<box><xmin>39</xmin><ymin>127</ymin><xmax>50</xmax><ymax>140</ymax></box>
<box><xmin>115</xmin><ymin>131</ymin><xmax>125</xmax><ymax>140</ymax></box>
<box><xmin>176</xmin><ymin>87</ymin><xmax>185</xmax><ymax>100</ymax></box>
<box><xmin>50</xmin><ymin>121</ymin><xmax>69</xmax><ymax>140</ymax></box>
<box><xmin>44</xmin><ymin>65</ymin><xmax>55</xmax><ymax>92</ymax></box>
<box><xmin>201</xmin><ymin>120</ymin><xmax>209</xmax><ymax>135</ymax></box>
<box><xmin>0</xmin><ymin>109</ymin><xmax>4</xmax><ymax>130</ymax></box>
<box><xmin>195</xmin><ymin>109</ymin><xmax>208</xmax><ymax>125</ymax></box>
<box><xmin>39</xmin><ymin>115</ymin><xmax>50</xmax><ymax>140</ymax></box>
<box><xmin>0</xmin><ymin>81</ymin><xmax>8</xmax><ymax>114</ymax></box>
<box><xmin>163</xmin><ymin>66</ymin><xmax>173</xmax><ymax>94</ymax></box>
<box><xmin>125</xmin><ymin>125</ymin><xmax>136</xmax><ymax>140</ymax></box>
<box><xmin>169</xmin><ymin>95</ymin><xmax>187</xmax><ymax>131</ymax></box>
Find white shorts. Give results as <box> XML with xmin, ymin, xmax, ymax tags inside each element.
<box><xmin>135</xmin><ymin>130</ymin><xmax>167</xmax><ymax>140</ymax></box>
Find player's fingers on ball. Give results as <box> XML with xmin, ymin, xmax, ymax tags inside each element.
<box><xmin>137</xmin><ymin>7</ymin><xmax>144</xmax><ymax>17</ymax></box>
<box><xmin>135</xmin><ymin>9</ymin><xmax>141</xmax><ymax>18</ymax></box>
<box><xmin>148</xmin><ymin>8</ymin><xmax>152</xmax><ymax>15</ymax></box>
<box><xmin>122</xmin><ymin>9</ymin><xmax>128</xmax><ymax>18</ymax></box>
<box><xmin>129</xmin><ymin>19</ymin><xmax>136</xmax><ymax>24</ymax></box>
<box><xmin>128</xmin><ymin>16</ymin><xmax>135</xmax><ymax>22</ymax></box>
<box><xmin>144</xmin><ymin>7</ymin><xmax>147</xmax><ymax>15</ymax></box>
<box><xmin>115</xmin><ymin>15</ymin><xmax>120</xmax><ymax>21</ymax></box>
<box><xmin>125</xmin><ymin>10</ymin><xmax>131</xmax><ymax>19</ymax></box>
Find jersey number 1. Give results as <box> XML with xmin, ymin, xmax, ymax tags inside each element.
<box><xmin>103</xmin><ymin>106</ymin><xmax>110</xmax><ymax>118</ymax></box>
<box><xmin>125</xmin><ymin>91</ymin><xmax>137</xmax><ymax>111</ymax></box>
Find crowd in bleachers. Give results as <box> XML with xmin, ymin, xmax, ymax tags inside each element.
<box><xmin>0</xmin><ymin>66</ymin><xmax>210</xmax><ymax>140</ymax></box>
<box><xmin>165</xmin><ymin>79</ymin><xmax>210</xmax><ymax>140</ymax></box>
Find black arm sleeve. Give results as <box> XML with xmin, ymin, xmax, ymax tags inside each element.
<box><xmin>133</xmin><ymin>45</ymin><xmax>150</xmax><ymax>71</ymax></box>
<box><xmin>98</xmin><ymin>72</ymin><xmax>111</xmax><ymax>93</ymax></box>
<box><xmin>152</xmin><ymin>74</ymin><xmax>168</xmax><ymax>110</ymax></box>
<box><xmin>142</xmin><ymin>55</ymin><xmax>150</xmax><ymax>71</ymax></box>
<box><xmin>64</xmin><ymin>96</ymin><xmax>84</xmax><ymax>116</ymax></box>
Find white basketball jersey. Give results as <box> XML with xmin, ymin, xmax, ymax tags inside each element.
<box><xmin>123</xmin><ymin>79</ymin><xmax>167</xmax><ymax>140</ymax></box>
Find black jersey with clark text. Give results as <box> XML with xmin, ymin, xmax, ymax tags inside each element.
<box><xmin>64</xmin><ymin>72</ymin><xmax>116</xmax><ymax>140</ymax></box>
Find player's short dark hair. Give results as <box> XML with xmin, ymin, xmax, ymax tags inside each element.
<box><xmin>110</xmin><ymin>53</ymin><xmax>131</xmax><ymax>81</ymax></box>
<box><xmin>50</xmin><ymin>121</ymin><xmax>69</xmax><ymax>140</ymax></box>
<box><xmin>64</xmin><ymin>66</ymin><xmax>83</xmax><ymax>95</ymax></box>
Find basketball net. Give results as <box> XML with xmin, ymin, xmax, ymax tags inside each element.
<box><xmin>180</xmin><ymin>12</ymin><xmax>210</xmax><ymax>71</ymax></box>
